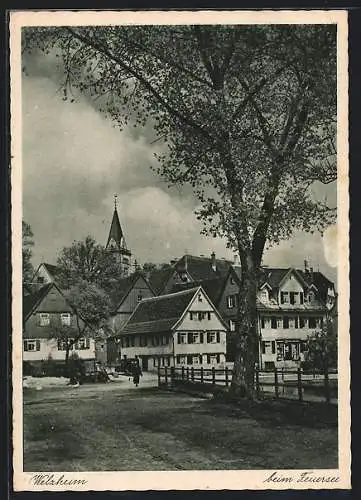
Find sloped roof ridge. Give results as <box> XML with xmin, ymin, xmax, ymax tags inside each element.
<box><xmin>140</xmin><ymin>286</ymin><xmax>200</xmax><ymax>302</ymax></box>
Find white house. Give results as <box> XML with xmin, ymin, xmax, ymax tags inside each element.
<box><xmin>118</xmin><ymin>286</ymin><xmax>227</xmax><ymax>371</ymax></box>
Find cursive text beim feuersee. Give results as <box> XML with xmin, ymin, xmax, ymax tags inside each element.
<box><xmin>30</xmin><ymin>474</ymin><xmax>87</xmax><ymax>487</ymax></box>
<box><xmin>263</xmin><ymin>471</ymin><xmax>340</xmax><ymax>484</ymax></box>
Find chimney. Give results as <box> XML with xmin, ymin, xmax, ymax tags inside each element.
<box><xmin>211</xmin><ymin>251</ymin><xmax>216</xmax><ymax>272</ymax></box>
<box><xmin>310</xmin><ymin>267</ymin><xmax>314</xmax><ymax>282</ymax></box>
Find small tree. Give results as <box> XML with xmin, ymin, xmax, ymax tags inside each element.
<box><xmin>56</xmin><ymin>235</ymin><xmax>126</xmax><ymax>292</ymax></box>
<box><xmin>305</xmin><ymin>319</ymin><xmax>337</xmax><ymax>372</ymax></box>
<box><xmin>54</xmin><ymin>280</ymin><xmax>112</xmax><ymax>372</ymax></box>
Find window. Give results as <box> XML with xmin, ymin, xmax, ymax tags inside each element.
<box><xmin>189</xmin><ymin>332</ymin><xmax>201</xmax><ymax>344</ymax></box>
<box><xmin>152</xmin><ymin>336</ymin><xmax>160</xmax><ymax>346</ymax></box>
<box><xmin>299</xmin><ymin>317</ymin><xmax>305</xmax><ymax>328</ymax></box>
<box><xmin>161</xmin><ymin>335</ymin><xmax>168</xmax><ymax>345</ymax></box>
<box><xmin>187</xmin><ymin>355</ymin><xmax>193</xmax><ymax>365</ymax></box>
<box><xmin>177</xmin><ymin>332</ymin><xmax>187</xmax><ymax>344</ymax></box>
<box><xmin>24</xmin><ymin>339</ymin><xmax>40</xmax><ymax>352</ymax></box>
<box><xmin>227</xmin><ymin>295</ymin><xmax>236</xmax><ymax>308</ymax></box>
<box><xmin>271</xmin><ymin>317</ymin><xmax>277</xmax><ymax>329</ymax></box>
<box><xmin>198</xmin><ymin>312</ymin><xmax>206</xmax><ymax>321</ymax></box>
<box><xmin>176</xmin><ymin>355</ymin><xmax>186</xmax><ymax>365</ymax></box>
<box><xmin>262</xmin><ymin>341</ymin><xmax>276</xmax><ymax>355</ymax></box>
<box><xmin>207</xmin><ymin>331</ymin><xmax>220</xmax><ymax>343</ymax></box>
<box><xmin>140</xmin><ymin>336</ymin><xmax>148</xmax><ymax>347</ymax></box>
<box><xmin>75</xmin><ymin>338</ymin><xmax>90</xmax><ymax>350</ymax></box>
<box><xmin>60</xmin><ymin>313</ymin><xmax>71</xmax><ymax>326</ymax></box>
<box><xmin>57</xmin><ymin>339</ymin><xmax>68</xmax><ymax>351</ymax></box>
<box><xmin>198</xmin><ymin>293</ymin><xmax>203</xmax><ymax>302</ymax></box>
<box><xmin>308</xmin><ymin>317</ymin><xmax>317</xmax><ymax>328</ymax></box>
<box><xmin>39</xmin><ymin>313</ymin><xmax>50</xmax><ymax>326</ymax></box>
<box><xmin>280</xmin><ymin>292</ymin><xmax>289</xmax><ymax>304</ymax></box>
<box><xmin>208</xmin><ymin>354</ymin><xmax>219</xmax><ymax>364</ymax></box>
<box><xmin>137</xmin><ymin>294</ymin><xmax>143</xmax><ymax>302</ymax></box>
<box><xmin>283</xmin><ymin>316</ymin><xmax>289</xmax><ymax>329</ymax></box>
<box><xmin>192</xmin><ymin>355</ymin><xmax>201</xmax><ymax>364</ymax></box>
<box><xmin>229</xmin><ymin>320</ymin><xmax>236</xmax><ymax>332</ymax></box>
<box><xmin>290</xmin><ymin>292</ymin><xmax>297</xmax><ymax>305</ymax></box>
<box><xmin>260</xmin><ymin>290</ymin><xmax>268</xmax><ymax>302</ymax></box>
<box><xmin>37</xmin><ymin>276</ymin><xmax>45</xmax><ymax>284</ymax></box>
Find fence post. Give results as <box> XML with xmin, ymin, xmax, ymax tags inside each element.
<box><xmin>274</xmin><ymin>367</ymin><xmax>279</xmax><ymax>398</ymax></box>
<box><xmin>225</xmin><ymin>366</ymin><xmax>229</xmax><ymax>388</ymax></box>
<box><xmin>324</xmin><ymin>366</ymin><xmax>330</xmax><ymax>404</ymax></box>
<box><xmin>181</xmin><ymin>365</ymin><xmax>185</xmax><ymax>380</ymax></box>
<box><xmin>157</xmin><ymin>364</ymin><xmax>161</xmax><ymax>386</ymax></box>
<box><xmin>164</xmin><ymin>366</ymin><xmax>168</xmax><ymax>385</ymax></box>
<box><xmin>255</xmin><ymin>367</ymin><xmax>260</xmax><ymax>398</ymax></box>
<box><xmin>200</xmin><ymin>366</ymin><xmax>204</xmax><ymax>384</ymax></box>
<box><xmin>297</xmin><ymin>367</ymin><xmax>303</xmax><ymax>402</ymax></box>
<box><xmin>191</xmin><ymin>366</ymin><xmax>194</xmax><ymax>381</ymax></box>
<box><xmin>170</xmin><ymin>366</ymin><xmax>175</xmax><ymax>387</ymax></box>
<box><xmin>186</xmin><ymin>366</ymin><xmax>189</xmax><ymax>381</ymax></box>
<box><xmin>212</xmin><ymin>366</ymin><xmax>216</xmax><ymax>385</ymax></box>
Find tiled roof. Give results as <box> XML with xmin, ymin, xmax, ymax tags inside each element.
<box><xmin>259</xmin><ymin>268</ymin><xmax>290</xmax><ymax>289</ymax></box>
<box><xmin>121</xmin><ymin>287</ymin><xmax>199</xmax><ymax>335</ymax></box>
<box><xmin>175</xmin><ymin>254</ymin><xmax>232</xmax><ymax>281</ymax></box>
<box><xmin>23</xmin><ymin>283</ymin><xmax>54</xmax><ymax>319</ymax></box>
<box><xmin>169</xmin><ymin>277</ymin><xmax>225</xmax><ymax>307</ymax></box>
<box><xmin>148</xmin><ymin>267</ymin><xmax>175</xmax><ymax>295</ymax></box>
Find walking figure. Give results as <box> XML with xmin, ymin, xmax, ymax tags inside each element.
<box><xmin>132</xmin><ymin>362</ymin><xmax>142</xmax><ymax>387</ymax></box>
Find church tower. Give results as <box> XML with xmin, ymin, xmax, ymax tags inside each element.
<box><xmin>106</xmin><ymin>194</ymin><xmax>132</xmax><ymax>276</ymax></box>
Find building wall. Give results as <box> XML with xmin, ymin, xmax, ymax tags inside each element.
<box><xmin>23</xmin><ymin>337</ymin><xmax>96</xmax><ymax>362</ymax></box>
<box><xmin>110</xmin><ymin>276</ymin><xmax>155</xmax><ymax>332</ymax></box>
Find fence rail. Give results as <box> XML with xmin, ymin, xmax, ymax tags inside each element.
<box><xmin>158</xmin><ymin>365</ymin><xmax>337</xmax><ymax>404</ymax></box>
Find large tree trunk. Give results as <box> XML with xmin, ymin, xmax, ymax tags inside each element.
<box><xmin>230</xmin><ymin>253</ymin><xmax>260</xmax><ymax>399</ymax></box>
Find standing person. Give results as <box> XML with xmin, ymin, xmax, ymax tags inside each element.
<box><xmin>132</xmin><ymin>361</ymin><xmax>142</xmax><ymax>388</ymax></box>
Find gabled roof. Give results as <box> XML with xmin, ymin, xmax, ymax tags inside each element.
<box><xmin>169</xmin><ymin>277</ymin><xmax>225</xmax><ymax>307</ymax></box>
<box><xmin>298</xmin><ymin>270</ymin><xmax>335</xmax><ymax>302</ymax></box>
<box><xmin>148</xmin><ymin>267</ymin><xmax>175</xmax><ymax>295</ymax></box>
<box><xmin>31</xmin><ymin>262</ymin><xmax>60</xmax><ymax>283</ymax></box>
<box><xmin>109</xmin><ymin>272</ymin><xmax>154</xmax><ymax>311</ymax></box>
<box><xmin>121</xmin><ymin>287</ymin><xmax>199</xmax><ymax>335</ymax></box>
<box><xmin>23</xmin><ymin>282</ymin><xmax>55</xmax><ymax>320</ymax></box>
<box><xmin>175</xmin><ymin>254</ymin><xmax>232</xmax><ymax>281</ymax></box>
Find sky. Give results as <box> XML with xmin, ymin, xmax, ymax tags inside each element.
<box><xmin>22</xmin><ymin>48</ymin><xmax>338</xmax><ymax>285</ymax></box>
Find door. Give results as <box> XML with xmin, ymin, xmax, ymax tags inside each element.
<box><xmin>141</xmin><ymin>356</ymin><xmax>149</xmax><ymax>372</ymax></box>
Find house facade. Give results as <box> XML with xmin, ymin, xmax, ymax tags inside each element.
<box><xmin>217</xmin><ymin>265</ymin><xmax>336</xmax><ymax>369</ymax></box>
<box><xmin>23</xmin><ymin>282</ymin><xmax>96</xmax><ymax>368</ymax></box>
<box><xmin>118</xmin><ymin>286</ymin><xmax>227</xmax><ymax>371</ymax></box>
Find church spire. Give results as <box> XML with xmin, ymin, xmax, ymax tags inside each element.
<box><xmin>106</xmin><ymin>195</ymin><xmax>131</xmax><ymax>274</ymax></box>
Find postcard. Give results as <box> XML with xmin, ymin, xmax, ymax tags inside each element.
<box><xmin>10</xmin><ymin>9</ymin><xmax>350</xmax><ymax>491</ymax></box>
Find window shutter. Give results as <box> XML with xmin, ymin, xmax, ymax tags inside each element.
<box><xmin>23</xmin><ymin>341</ymin><xmax>28</xmax><ymax>352</ymax></box>
<box><xmin>271</xmin><ymin>341</ymin><xmax>276</xmax><ymax>354</ymax></box>
<box><xmin>207</xmin><ymin>332</ymin><xmax>210</xmax><ymax>343</ymax></box>
<box><xmin>200</xmin><ymin>332</ymin><xmax>204</xmax><ymax>344</ymax></box>
<box><xmin>188</xmin><ymin>332</ymin><xmax>193</xmax><ymax>344</ymax></box>
<box><xmin>199</xmin><ymin>355</ymin><xmax>203</xmax><ymax>364</ymax></box>
<box><xmin>177</xmin><ymin>332</ymin><xmax>181</xmax><ymax>344</ymax></box>
<box><xmin>216</xmin><ymin>354</ymin><xmax>220</xmax><ymax>363</ymax></box>
<box><xmin>280</xmin><ymin>292</ymin><xmax>284</xmax><ymax>304</ymax></box>
<box><xmin>36</xmin><ymin>339</ymin><xmax>40</xmax><ymax>351</ymax></box>
<box><xmin>262</xmin><ymin>342</ymin><xmax>266</xmax><ymax>354</ymax></box>
<box><xmin>216</xmin><ymin>332</ymin><xmax>220</xmax><ymax>343</ymax></box>
<box><xmin>86</xmin><ymin>338</ymin><xmax>90</xmax><ymax>349</ymax></box>
<box><xmin>207</xmin><ymin>354</ymin><xmax>210</xmax><ymax>364</ymax></box>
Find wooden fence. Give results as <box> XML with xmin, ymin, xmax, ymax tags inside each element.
<box><xmin>158</xmin><ymin>365</ymin><xmax>337</xmax><ymax>404</ymax></box>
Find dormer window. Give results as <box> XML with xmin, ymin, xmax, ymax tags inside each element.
<box><xmin>308</xmin><ymin>291</ymin><xmax>315</xmax><ymax>303</ymax></box>
<box><xmin>280</xmin><ymin>292</ymin><xmax>289</xmax><ymax>304</ymax></box>
<box><xmin>260</xmin><ymin>290</ymin><xmax>269</xmax><ymax>302</ymax></box>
